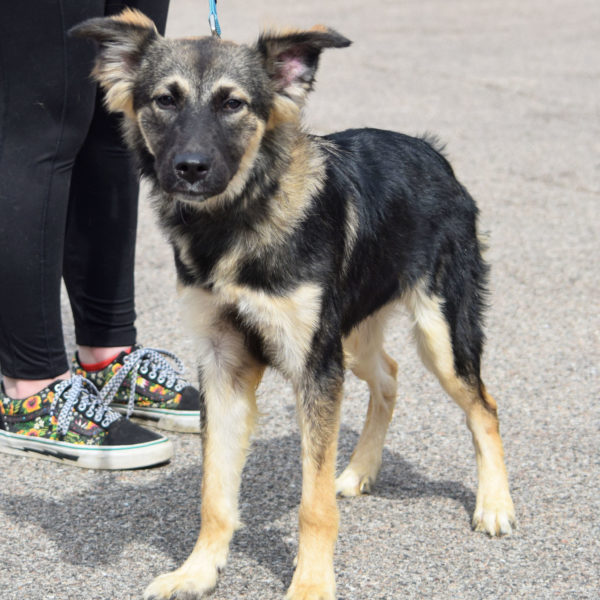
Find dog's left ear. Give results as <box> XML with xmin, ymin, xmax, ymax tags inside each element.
<box><xmin>70</xmin><ymin>8</ymin><xmax>159</xmax><ymax>116</ymax></box>
<box><xmin>257</xmin><ymin>26</ymin><xmax>351</xmax><ymax>107</ymax></box>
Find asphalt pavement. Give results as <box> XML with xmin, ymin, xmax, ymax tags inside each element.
<box><xmin>1</xmin><ymin>1</ymin><xmax>598</xmax><ymax>598</ymax></box>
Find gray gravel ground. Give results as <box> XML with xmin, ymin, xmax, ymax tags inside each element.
<box><xmin>1</xmin><ymin>1</ymin><xmax>599</xmax><ymax>598</ymax></box>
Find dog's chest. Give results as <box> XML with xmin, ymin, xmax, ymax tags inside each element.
<box><xmin>181</xmin><ymin>281</ymin><xmax>324</xmax><ymax>379</ymax></box>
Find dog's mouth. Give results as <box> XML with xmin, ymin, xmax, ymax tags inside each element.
<box><xmin>168</xmin><ymin>190</ymin><xmax>209</xmax><ymax>206</ymax></box>
<box><xmin>155</xmin><ymin>153</ymin><xmax>236</xmax><ymax>204</ymax></box>
<box><xmin>171</xmin><ymin>186</ymin><xmax>206</xmax><ymax>198</ymax></box>
<box><xmin>167</xmin><ymin>188</ymin><xmax>229</xmax><ymax>208</ymax></box>
<box><xmin>164</xmin><ymin>180</ymin><xmax>229</xmax><ymax>203</ymax></box>
<box><xmin>157</xmin><ymin>163</ymin><xmax>232</xmax><ymax>202</ymax></box>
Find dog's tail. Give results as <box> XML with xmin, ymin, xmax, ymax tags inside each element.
<box><xmin>432</xmin><ymin>187</ymin><xmax>489</xmax><ymax>383</ymax></box>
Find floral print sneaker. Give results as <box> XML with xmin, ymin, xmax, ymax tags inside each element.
<box><xmin>0</xmin><ymin>375</ymin><xmax>173</xmax><ymax>469</ymax></box>
<box><xmin>73</xmin><ymin>346</ymin><xmax>202</xmax><ymax>433</ymax></box>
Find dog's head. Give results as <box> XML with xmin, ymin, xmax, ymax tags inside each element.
<box><xmin>71</xmin><ymin>9</ymin><xmax>350</xmax><ymax>207</ymax></box>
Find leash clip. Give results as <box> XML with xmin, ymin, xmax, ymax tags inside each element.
<box><xmin>208</xmin><ymin>0</ymin><xmax>221</xmax><ymax>38</ymax></box>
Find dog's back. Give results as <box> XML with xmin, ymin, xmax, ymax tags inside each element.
<box><xmin>321</xmin><ymin>129</ymin><xmax>484</xmax><ymax>347</ymax></box>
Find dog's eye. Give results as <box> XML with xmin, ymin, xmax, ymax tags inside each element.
<box><xmin>155</xmin><ymin>94</ymin><xmax>176</xmax><ymax>109</ymax></box>
<box><xmin>222</xmin><ymin>98</ymin><xmax>244</xmax><ymax>112</ymax></box>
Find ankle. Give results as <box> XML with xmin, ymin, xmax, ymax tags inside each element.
<box><xmin>3</xmin><ymin>372</ymin><xmax>70</xmax><ymax>400</ymax></box>
<box><xmin>77</xmin><ymin>346</ymin><xmax>132</xmax><ymax>368</ymax></box>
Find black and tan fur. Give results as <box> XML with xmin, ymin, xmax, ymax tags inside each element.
<box><xmin>73</xmin><ymin>10</ymin><xmax>516</xmax><ymax>600</ymax></box>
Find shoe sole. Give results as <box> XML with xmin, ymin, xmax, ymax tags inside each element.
<box><xmin>0</xmin><ymin>429</ymin><xmax>173</xmax><ymax>470</ymax></box>
<box><xmin>110</xmin><ymin>404</ymin><xmax>202</xmax><ymax>433</ymax></box>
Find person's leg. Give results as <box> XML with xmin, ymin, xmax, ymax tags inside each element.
<box><xmin>0</xmin><ymin>1</ymin><xmax>174</xmax><ymax>469</ymax></box>
<box><xmin>63</xmin><ymin>86</ymin><xmax>139</xmax><ymax>363</ymax></box>
<box><xmin>64</xmin><ymin>0</ymin><xmax>170</xmax><ymax>366</ymax></box>
<box><xmin>64</xmin><ymin>2</ymin><xmax>202</xmax><ymax>434</ymax></box>
<box><xmin>0</xmin><ymin>0</ymin><xmax>104</xmax><ymax>398</ymax></box>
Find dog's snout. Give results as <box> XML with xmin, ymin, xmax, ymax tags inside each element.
<box><xmin>174</xmin><ymin>153</ymin><xmax>211</xmax><ymax>184</ymax></box>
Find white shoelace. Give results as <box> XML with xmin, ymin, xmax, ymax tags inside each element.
<box><xmin>99</xmin><ymin>347</ymin><xmax>187</xmax><ymax>417</ymax></box>
<box><xmin>52</xmin><ymin>375</ymin><xmax>120</xmax><ymax>436</ymax></box>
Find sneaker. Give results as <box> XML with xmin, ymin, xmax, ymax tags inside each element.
<box><xmin>0</xmin><ymin>375</ymin><xmax>173</xmax><ymax>470</ymax></box>
<box><xmin>73</xmin><ymin>346</ymin><xmax>202</xmax><ymax>433</ymax></box>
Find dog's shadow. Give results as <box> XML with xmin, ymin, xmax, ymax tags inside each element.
<box><xmin>1</xmin><ymin>426</ymin><xmax>474</xmax><ymax>586</ymax></box>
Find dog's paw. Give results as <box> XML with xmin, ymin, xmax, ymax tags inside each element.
<box><xmin>335</xmin><ymin>466</ymin><xmax>373</xmax><ymax>497</ymax></box>
<box><xmin>143</xmin><ymin>565</ymin><xmax>218</xmax><ymax>600</ymax></box>
<box><xmin>472</xmin><ymin>495</ymin><xmax>516</xmax><ymax>536</ymax></box>
<box><xmin>286</xmin><ymin>582</ymin><xmax>336</xmax><ymax>600</ymax></box>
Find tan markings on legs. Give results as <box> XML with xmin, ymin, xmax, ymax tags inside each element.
<box><xmin>467</xmin><ymin>385</ymin><xmax>515</xmax><ymax>535</ymax></box>
<box><xmin>288</xmin><ymin>389</ymin><xmax>341</xmax><ymax>600</ymax></box>
<box><xmin>337</xmin><ymin>308</ymin><xmax>398</xmax><ymax>496</ymax></box>
<box><xmin>144</xmin><ymin>288</ymin><xmax>265</xmax><ymax>599</ymax></box>
<box><xmin>405</xmin><ymin>284</ymin><xmax>515</xmax><ymax>536</ymax></box>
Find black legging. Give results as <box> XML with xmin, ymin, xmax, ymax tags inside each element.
<box><xmin>0</xmin><ymin>1</ymin><xmax>169</xmax><ymax>379</ymax></box>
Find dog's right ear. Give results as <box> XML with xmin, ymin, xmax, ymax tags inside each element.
<box><xmin>257</xmin><ymin>26</ymin><xmax>351</xmax><ymax>108</ymax></box>
<box><xmin>70</xmin><ymin>8</ymin><xmax>158</xmax><ymax>116</ymax></box>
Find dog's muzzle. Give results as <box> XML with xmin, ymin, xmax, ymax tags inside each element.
<box><xmin>165</xmin><ymin>150</ymin><xmax>232</xmax><ymax>200</ymax></box>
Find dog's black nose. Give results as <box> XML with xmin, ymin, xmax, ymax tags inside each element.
<box><xmin>174</xmin><ymin>153</ymin><xmax>211</xmax><ymax>184</ymax></box>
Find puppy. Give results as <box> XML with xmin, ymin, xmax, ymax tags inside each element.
<box><xmin>73</xmin><ymin>9</ymin><xmax>516</xmax><ymax>599</ymax></box>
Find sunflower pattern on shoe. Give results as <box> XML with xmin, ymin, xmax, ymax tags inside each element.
<box><xmin>0</xmin><ymin>377</ymin><xmax>115</xmax><ymax>445</ymax></box>
<box><xmin>72</xmin><ymin>345</ymin><xmax>203</xmax><ymax>433</ymax></box>
<box><xmin>0</xmin><ymin>375</ymin><xmax>173</xmax><ymax>469</ymax></box>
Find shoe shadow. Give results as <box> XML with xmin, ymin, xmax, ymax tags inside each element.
<box><xmin>0</xmin><ymin>426</ymin><xmax>474</xmax><ymax>587</ymax></box>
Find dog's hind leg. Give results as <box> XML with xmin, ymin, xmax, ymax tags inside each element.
<box><xmin>336</xmin><ymin>308</ymin><xmax>398</xmax><ymax>497</ymax></box>
<box><xmin>406</xmin><ymin>282</ymin><xmax>516</xmax><ymax>536</ymax></box>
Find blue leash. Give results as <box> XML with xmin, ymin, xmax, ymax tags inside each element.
<box><xmin>208</xmin><ymin>0</ymin><xmax>221</xmax><ymax>37</ymax></box>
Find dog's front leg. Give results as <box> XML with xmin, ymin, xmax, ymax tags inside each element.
<box><xmin>287</xmin><ymin>364</ymin><xmax>343</xmax><ymax>600</ymax></box>
<box><xmin>144</xmin><ymin>327</ymin><xmax>264</xmax><ymax>600</ymax></box>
